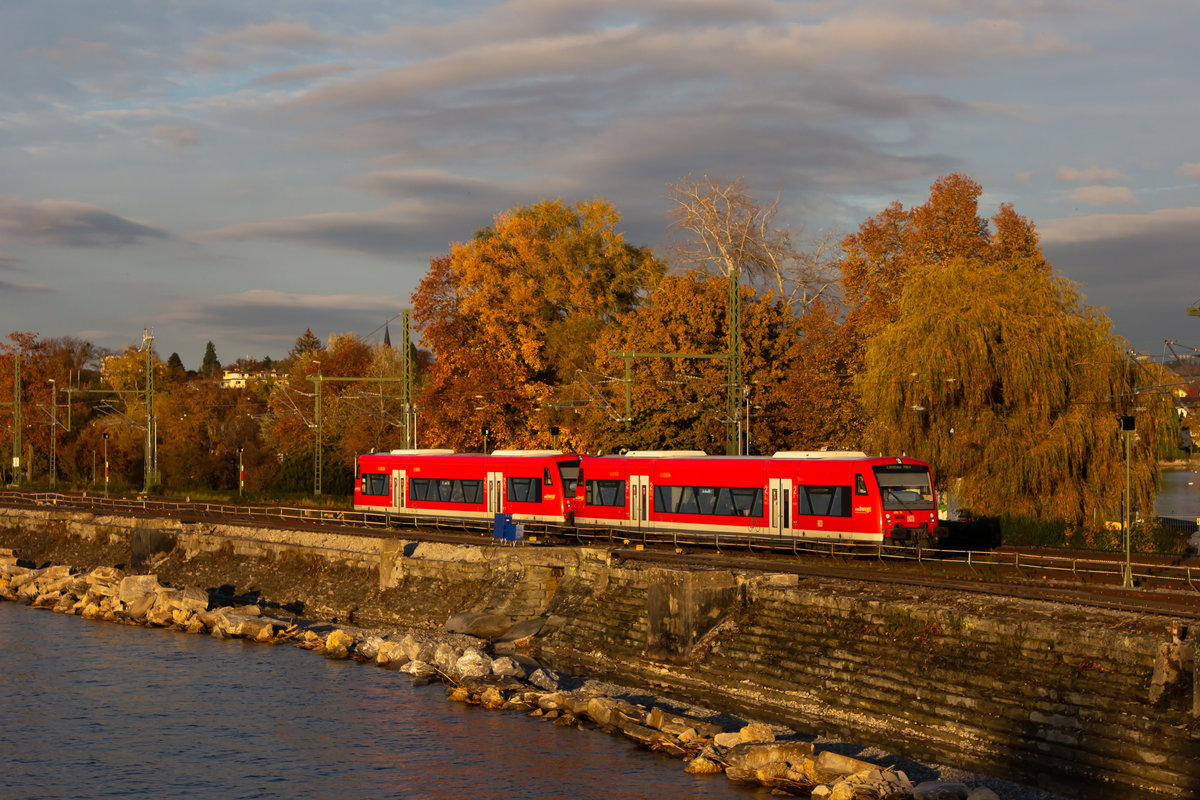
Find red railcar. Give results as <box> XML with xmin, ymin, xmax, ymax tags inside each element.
<box><xmin>573</xmin><ymin>450</ymin><xmax>945</xmax><ymax>546</ymax></box>
<box><xmin>354</xmin><ymin>449</ymin><xmax>580</xmax><ymax>526</ymax></box>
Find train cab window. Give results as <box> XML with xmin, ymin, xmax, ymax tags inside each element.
<box><xmin>361</xmin><ymin>473</ymin><xmax>389</xmax><ymax>497</ymax></box>
<box><xmin>543</xmin><ymin>468</ymin><xmax>553</xmax><ymax>487</ymax></box>
<box><xmin>507</xmin><ymin>476</ymin><xmax>543</xmax><ymax>504</ymax></box>
<box><xmin>855</xmin><ymin>474</ymin><xmax>868</xmax><ymax>496</ymax></box>
<box><xmin>586</xmin><ymin>479</ymin><xmax>625</xmax><ymax>507</ymax></box>
<box><xmin>799</xmin><ymin>485</ymin><xmax>851</xmax><ymax>517</ymax></box>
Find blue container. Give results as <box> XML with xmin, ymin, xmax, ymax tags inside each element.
<box><xmin>492</xmin><ymin>512</ymin><xmax>514</xmax><ymax>540</ymax></box>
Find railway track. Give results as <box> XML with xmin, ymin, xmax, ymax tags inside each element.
<box><xmin>5</xmin><ymin>489</ymin><xmax>1200</xmax><ymax>621</ymax></box>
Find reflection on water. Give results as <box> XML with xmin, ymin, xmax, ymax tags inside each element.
<box><xmin>0</xmin><ymin>603</ymin><xmax>763</xmax><ymax>800</ymax></box>
<box><xmin>1157</xmin><ymin>466</ymin><xmax>1200</xmax><ymax>519</ymax></box>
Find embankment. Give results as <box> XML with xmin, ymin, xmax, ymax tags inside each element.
<box><xmin>1</xmin><ymin>505</ymin><xmax>1196</xmax><ymax>798</ymax></box>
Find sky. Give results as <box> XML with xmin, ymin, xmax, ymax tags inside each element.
<box><xmin>2</xmin><ymin>0</ymin><xmax>1199</xmax><ymax>368</ymax></box>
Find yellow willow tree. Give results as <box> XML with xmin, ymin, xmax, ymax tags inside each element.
<box><xmin>857</xmin><ymin>254</ymin><xmax>1170</xmax><ymax>526</ymax></box>
<box><xmin>412</xmin><ymin>198</ymin><xmax>665</xmax><ymax>451</ymax></box>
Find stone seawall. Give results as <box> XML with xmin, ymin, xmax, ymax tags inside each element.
<box><xmin>1</xmin><ymin>506</ymin><xmax>1196</xmax><ymax>798</ymax></box>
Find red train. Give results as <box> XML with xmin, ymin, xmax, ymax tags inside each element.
<box><xmin>355</xmin><ymin>448</ymin><xmax>946</xmax><ymax>547</ymax></box>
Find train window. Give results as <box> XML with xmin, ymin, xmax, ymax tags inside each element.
<box><xmin>409</xmin><ymin>477</ymin><xmax>483</xmax><ymax>504</ymax></box>
<box><xmin>361</xmin><ymin>473</ymin><xmax>389</xmax><ymax>496</ymax></box>
<box><xmin>872</xmin><ymin>465</ymin><xmax>936</xmax><ymax>510</ymax></box>
<box><xmin>799</xmin><ymin>485</ymin><xmax>851</xmax><ymax>517</ymax></box>
<box><xmin>855</xmin><ymin>474</ymin><xmax>868</xmax><ymax>496</ymax></box>
<box><xmin>543</xmin><ymin>468</ymin><xmax>553</xmax><ymax>487</ymax></box>
<box><xmin>557</xmin><ymin>460</ymin><xmax>580</xmax><ymax>495</ymax></box>
<box><xmin>507</xmin><ymin>476</ymin><xmax>543</xmax><ymax>504</ymax></box>
<box><xmin>654</xmin><ymin>484</ymin><xmax>763</xmax><ymax>517</ymax></box>
<box><xmin>586</xmin><ymin>479</ymin><xmax>625</xmax><ymax>507</ymax></box>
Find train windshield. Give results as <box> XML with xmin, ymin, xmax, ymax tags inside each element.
<box><xmin>872</xmin><ymin>465</ymin><xmax>935</xmax><ymax>511</ymax></box>
<box><xmin>557</xmin><ymin>459</ymin><xmax>580</xmax><ymax>495</ymax></box>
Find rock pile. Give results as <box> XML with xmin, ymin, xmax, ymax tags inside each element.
<box><xmin>0</xmin><ymin>549</ymin><xmax>1005</xmax><ymax>800</ymax></box>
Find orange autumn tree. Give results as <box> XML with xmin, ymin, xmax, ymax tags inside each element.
<box><xmin>413</xmin><ymin>199</ymin><xmax>664</xmax><ymax>452</ymax></box>
<box><xmin>576</xmin><ymin>272</ymin><xmax>802</xmax><ymax>453</ymax></box>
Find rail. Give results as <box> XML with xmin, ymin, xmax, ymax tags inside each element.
<box><xmin>5</xmin><ymin>490</ymin><xmax>1197</xmax><ymax>590</ymax></box>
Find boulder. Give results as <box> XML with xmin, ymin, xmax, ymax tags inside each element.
<box><xmin>724</xmin><ymin>741</ymin><xmax>816</xmax><ymax>772</ymax></box>
<box><xmin>815</xmin><ymin>751</ymin><xmax>880</xmax><ymax>782</ymax></box>
<box><xmin>479</xmin><ymin>687</ymin><xmax>507</xmax><ymax>710</ymax></box>
<box><xmin>528</xmin><ymin>668</ymin><xmax>560</xmax><ymax>691</ymax></box>
<box><xmin>454</xmin><ymin>649</ymin><xmax>492</xmax><ymax>680</ymax></box>
<box><xmin>32</xmin><ymin>591</ymin><xmax>62</xmax><ymax>609</ymax></box>
<box><xmin>491</xmin><ymin>656</ymin><xmax>525</xmax><ymax>679</ymax></box>
<box><xmin>738</xmin><ymin>722</ymin><xmax>775</xmax><ymax>743</ymax></box>
<box><xmin>401</xmin><ymin>660</ymin><xmax>439</xmax><ymax>681</ymax></box>
<box><xmin>685</xmin><ymin>757</ymin><xmax>724</xmax><ymax>775</ymax></box>
<box><xmin>536</xmin><ymin>692</ymin><xmax>568</xmax><ymax>712</ymax></box>
<box><xmin>176</xmin><ymin>586</ymin><xmax>209</xmax><ymax>614</ymax></box>
<box><xmin>646</xmin><ymin>706</ymin><xmax>723</xmax><ymax>738</ymax></box>
<box><xmin>118</xmin><ymin>574</ymin><xmax>161</xmax><ymax>605</ymax></box>
<box><xmin>713</xmin><ymin>731</ymin><xmax>742</xmax><ymax>748</ymax></box>
<box><xmin>620</xmin><ymin>721</ymin><xmax>661</xmax><ymax>746</ymax></box>
<box><xmin>914</xmin><ymin>781</ymin><xmax>969</xmax><ymax>800</ymax></box>
<box><xmin>376</xmin><ymin>640</ymin><xmax>411</xmax><ymax>667</ymax></box>
<box><xmin>586</xmin><ymin>697</ymin><xmax>646</xmax><ymax>728</ymax></box>
<box><xmin>357</xmin><ymin>636</ymin><xmax>384</xmax><ymax>660</ymax></box>
<box><xmin>325</xmin><ymin>629</ymin><xmax>356</xmax><ymax>651</ymax></box>
<box><xmin>445</xmin><ymin>611</ymin><xmax>516</xmax><ymax>639</ymax></box>
<box><xmin>966</xmin><ymin>788</ymin><xmax>1000</xmax><ymax>800</ymax></box>
<box><xmin>126</xmin><ymin>591</ymin><xmax>157</xmax><ymax>621</ymax></box>
<box><xmin>433</xmin><ymin>642</ymin><xmax>460</xmax><ymax>675</ymax></box>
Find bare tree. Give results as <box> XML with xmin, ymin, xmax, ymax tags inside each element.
<box><xmin>666</xmin><ymin>175</ymin><xmax>836</xmax><ymax>311</ymax></box>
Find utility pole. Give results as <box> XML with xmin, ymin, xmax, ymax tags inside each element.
<box><xmin>401</xmin><ymin>309</ymin><xmax>414</xmax><ymax>448</ymax></box>
<box><xmin>1121</xmin><ymin>415</ymin><xmax>1134</xmax><ymax>588</ymax></box>
<box><xmin>726</xmin><ymin>264</ymin><xmax>742</xmax><ymax>455</ymax></box>
<box><xmin>10</xmin><ymin>351</ymin><xmax>20</xmax><ymax>487</ymax></box>
<box><xmin>48</xmin><ymin>379</ymin><xmax>56</xmax><ymax>490</ymax></box>
<box><xmin>142</xmin><ymin>329</ymin><xmax>157</xmax><ymax>493</ymax></box>
<box><xmin>312</xmin><ymin>363</ymin><xmax>322</xmax><ymax>497</ymax></box>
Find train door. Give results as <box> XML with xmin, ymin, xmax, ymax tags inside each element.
<box><xmin>487</xmin><ymin>471</ymin><xmax>503</xmax><ymax>513</ymax></box>
<box><xmin>851</xmin><ymin>472</ymin><xmax>878</xmax><ymax>538</ymax></box>
<box><xmin>768</xmin><ymin>478</ymin><xmax>791</xmax><ymax>535</ymax></box>
<box><xmin>391</xmin><ymin>469</ymin><xmax>406</xmax><ymax>512</ymax></box>
<box><xmin>629</xmin><ymin>474</ymin><xmax>650</xmax><ymax>529</ymax></box>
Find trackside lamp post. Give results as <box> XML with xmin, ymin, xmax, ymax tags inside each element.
<box><xmin>1120</xmin><ymin>415</ymin><xmax>1134</xmax><ymax>589</ymax></box>
<box><xmin>238</xmin><ymin>446</ymin><xmax>245</xmax><ymax>497</ymax></box>
<box><xmin>103</xmin><ymin>432</ymin><xmax>109</xmax><ymax>499</ymax></box>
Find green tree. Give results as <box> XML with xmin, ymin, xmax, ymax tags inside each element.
<box><xmin>290</xmin><ymin>329</ymin><xmax>324</xmax><ymax>360</ymax></box>
<box><xmin>200</xmin><ymin>342</ymin><xmax>221</xmax><ymax>378</ymax></box>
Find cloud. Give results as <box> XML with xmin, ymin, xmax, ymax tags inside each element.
<box><xmin>194</xmin><ymin>202</ymin><xmax>482</xmax><ymax>258</ymax></box>
<box><xmin>160</xmin><ymin>289</ymin><xmax>406</xmax><ymax>352</ymax></box>
<box><xmin>1012</xmin><ymin>170</ymin><xmax>1035</xmax><ymax>185</ymax></box>
<box><xmin>20</xmin><ymin>39</ymin><xmax>125</xmax><ymax>69</ymax></box>
<box><xmin>251</xmin><ymin>62</ymin><xmax>354</xmax><ymax>86</ymax></box>
<box><xmin>0</xmin><ymin>197</ymin><xmax>170</xmax><ymax>247</ymax></box>
<box><xmin>188</xmin><ymin>21</ymin><xmax>336</xmax><ymax>69</ymax></box>
<box><xmin>1179</xmin><ymin>162</ymin><xmax>1200</xmax><ymax>179</ymax></box>
<box><xmin>1068</xmin><ymin>185</ymin><xmax>1134</xmax><ymax>206</ymax></box>
<box><xmin>0</xmin><ymin>278</ymin><xmax>52</xmax><ymax>293</ymax></box>
<box><xmin>1040</xmin><ymin>206</ymin><xmax>1200</xmax><ymax>350</ymax></box>
<box><xmin>1040</xmin><ymin>206</ymin><xmax>1200</xmax><ymax>246</ymax></box>
<box><xmin>147</xmin><ymin>124</ymin><xmax>198</xmax><ymax>148</ymax></box>
<box><xmin>1057</xmin><ymin>165</ymin><xmax>1125</xmax><ymax>184</ymax></box>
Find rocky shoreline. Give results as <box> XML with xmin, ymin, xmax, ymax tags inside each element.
<box><xmin>1</xmin><ymin>545</ymin><xmax>1065</xmax><ymax>800</ymax></box>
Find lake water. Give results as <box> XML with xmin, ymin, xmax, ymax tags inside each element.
<box><xmin>1157</xmin><ymin>465</ymin><xmax>1200</xmax><ymax>521</ymax></box>
<box><xmin>0</xmin><ymin>602</ymin><xmax>763</xmax><ymax>800</ymax></box>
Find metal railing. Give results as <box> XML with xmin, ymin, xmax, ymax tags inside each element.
<box><xmin>6</xmin><ymin>490</ymin><xmax>1198</xmax><ymax>590</ymax></box>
